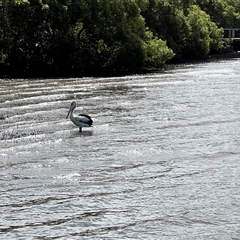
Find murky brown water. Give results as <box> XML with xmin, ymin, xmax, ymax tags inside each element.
<box><xmin>1</xmin><ymin>59</ymin><xmax>240</xmax><ymax>239</ymax></box>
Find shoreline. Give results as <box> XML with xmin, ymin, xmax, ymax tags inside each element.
<box><xmin>167</xmin><ymin>51</ymin><xmax>240</xmax><ymax>64</ymax></box>
<box><xmin>1</xmin><ymin>52</ymin><xmax>240</xmax><ymax>79</ymax></box>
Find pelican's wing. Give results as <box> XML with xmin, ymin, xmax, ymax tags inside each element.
<box><xmin>78</xmin><ymin>114</ymin><xmax>93</xmax><ymax>126</ymax></box>
<box><xmin>79</xmin><ymin>114</ymin><xmax>91</xmax><ymax>120</ymax></box>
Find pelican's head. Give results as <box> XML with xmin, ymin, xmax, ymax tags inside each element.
<box><xmin>66</xmin><ymin>101</ymin><xmax>77</xmax><ymax>119</ymax></box>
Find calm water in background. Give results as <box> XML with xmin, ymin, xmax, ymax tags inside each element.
<box><xmin>0</xmin><ymin>59</ymin><xmax>240</xmax><ymax>239</ymax></box>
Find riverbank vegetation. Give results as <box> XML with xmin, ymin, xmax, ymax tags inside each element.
<box><xmin>0</xmin><ymin>0</ymin><xmax>238</xmax><ymax>77</ymax></box>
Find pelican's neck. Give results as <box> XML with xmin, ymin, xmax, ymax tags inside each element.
<box><xmin>69</xmin><ymin>108</ymin><xmax>79</xmax><ymax>127</ymax></box>
<box><xmin>70</xmin><ymin>109</ymin><xmax>74</xmax><ymax>121</ymax></box>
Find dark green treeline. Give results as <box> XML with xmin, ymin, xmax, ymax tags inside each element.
<box><xmin>0</xmin><ymin>0</ymin><xmax>238</xmax><ymax>76</ymax></box>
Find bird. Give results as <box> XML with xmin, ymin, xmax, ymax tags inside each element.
<box><xmin>66</xmin><ymin>101</ymin><xmax>93</xmax><ymax>132</ymax></box>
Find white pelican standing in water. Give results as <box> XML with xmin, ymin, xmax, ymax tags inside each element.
<box><xmin>66</xmin><ymin>101</ymin><xmax>93</xmax><ymax>132</ymax></box>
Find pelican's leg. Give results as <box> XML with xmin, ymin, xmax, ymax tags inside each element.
<box><xmin>79</xmin><ymin>127</ymin><xmax>82</xmax><ymax>132</ymax></box>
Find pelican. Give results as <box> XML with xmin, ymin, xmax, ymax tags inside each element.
<box><xmin>66</xmin><ymin>101</ymin><xmax>93</xmax><ymax>132</ymax></box>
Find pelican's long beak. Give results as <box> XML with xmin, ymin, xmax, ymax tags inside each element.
<box><xmin>66</xmin><ymin>105</ymin><xmax>72</xmax><ymax>119</ymax></box>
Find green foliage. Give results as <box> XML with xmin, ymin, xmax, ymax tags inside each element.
<box><xmin>143</xmin><ymin>0</ymin><xmax>192</xmax><ymax>58</ymax></box>
<box><xmin>182</xmin><ymin>5</ymin><xmax>223</xmax><ymax>58</ymax></box>
<box><xmin>143</xmin><ymin>0</ymin><xmax>223</xmax><ymax>59</ymax></box>
<box><xmin>143</xmin><ymin>31</ymin><xmax>175</xmax><ymax>67</ymax></box>
<box><xmin>186</xmin><ymin>7</ymin><xmax>210</xmax><ymax>57</ymax></box>
<box><xmin>196</xmin><ymin>0</ymin><xmax>240</xmax><ymax>28</ymax></box>
<box><xmin>0</xmin><ymin>0</ymin><xmax>231</xmax><ymax>76</ymax></box>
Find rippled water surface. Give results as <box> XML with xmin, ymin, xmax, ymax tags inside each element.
<box><xmin>1</xmin><ymin>59</ymin><xmax>240</xmax><ymax>239</ymax></box>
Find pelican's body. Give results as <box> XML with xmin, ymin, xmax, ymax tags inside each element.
<box><xmin>66</xmin><ymin>101</ymin><xmax>93</xmax><ymax>132</ymax></box>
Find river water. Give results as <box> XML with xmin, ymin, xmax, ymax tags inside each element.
<box><xmin>0</xmin><ymin>59</ymin><xmax>240</xmax><ymax>239</ymax></box>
